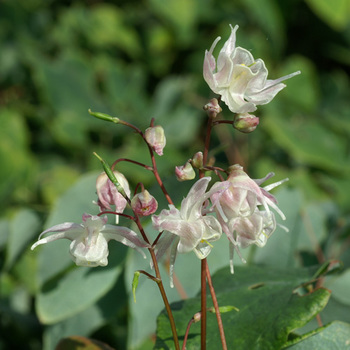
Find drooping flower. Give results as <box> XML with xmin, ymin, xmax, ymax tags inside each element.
<box><xmin>131</xmin><ymin>189</ymin><xmax>158</xmax><ymax>217</ymax></box>
<box><xmin>145</xmin><ymin>125</ymin><xmax>166</xmax><ymax>156</ymax></box>
<box><xmin>31</xmin><ymin>214</ymin><xmax>148</xmax><ymax>266</ymax></box>
<box><xmin>96</xmin><ymin>171</ymin><xmax>130</xmax><ymax>223</ymax></box>
<box><xmin>210</xmin><ymin>165</ymin><xmax>287</xmax><ymax>273</ymax></box>
<box><xmin>152</xmin><ymin>177</ymin><xmax>228</xmax><ymax>287</ymax></box>
<box><xmin>203</xmin><ymin>24</ymin><xmax>300</xmax><ymax>114</ymax></box>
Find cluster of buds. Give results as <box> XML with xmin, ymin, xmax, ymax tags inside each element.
<box><xmin>175</xmin><ymin>152</ymin><xmax>204</xmax><ymax>181</ymax></box>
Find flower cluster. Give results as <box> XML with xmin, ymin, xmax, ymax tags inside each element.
<box><xmin>30</xmin><ymin>24</ymin><xmax>293</xmax><ymax>289</ymax></box>
<box><xmin>150</xmin><ymin>166</ymin><xmax>287</xmax><ymax>282</ymax></box>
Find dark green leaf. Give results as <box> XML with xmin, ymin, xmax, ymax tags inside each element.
<box><xmin>155</xmin><ymin>265</ymin><xmax>330</xmax><ymax>349</ymax></box>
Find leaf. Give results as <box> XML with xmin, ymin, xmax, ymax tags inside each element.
<box><xmin>155</xmin><ymin>265</ymin><xmax>331</xmax><ymax>349</ymax></box>
<box><xmin>55</xmin><ymin>335</ymin><xmax>115</xmax><ymax>350</ymax></box>
<box><xmin>264</xmin><ymin>112</ymin><xmax>349</xmax><ymax>173</ymax></box>
<box><xmin>148</xmin><ymin>0</ymin><xmax>199</xmax><ymax>46</ymax></box>
<box><xmin>284</xmin><ymin>321</ymin><xmax>350</xmax><ymax>349</ymax></box>
<box><xmin>0</xmin><ymin>109</ymin><xmax>36</xmax><ymax>205</ymax></box>
<box><xmin>5</xmin><ymin>209</ymin><xmax>41</xmax><ymax>270</ymax></box>
<box><xmin>324</xmin><ymin>268</ymin><xmax>350</xmax><ymax>306</ymax></box>
<box><xmin>36</xmin><ymin>242</ymin><xmax>127</xmax><ymax>324</ymax></box>
<box><xmin>43</xmin><ymin>274</ymin><xmax>127</xmax><ymax>350</ymax></box>
<box><xmin>305</xmin><ymin>0</ymin><xmax>350</xmax><ymax>30</ymax></box>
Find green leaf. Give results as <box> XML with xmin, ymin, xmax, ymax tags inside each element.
<box><xmin>305</xmin><ymin>0</ymin><xmax>350</xmax><ymax>30</ymax></box>
<box><xmin>36</xmin><ymin>242</ymin><xmax>127</xmax><ymax>324</ymax></box>
<box><xmin>55</xmin><ymin>335</ymin><xmax>115</xmax><ymax>350</ymax></box>
<box><xmin>0</xmin><ymin>109</ymin><xmax>36</xmax><ymax>204</ymax></box>
<box><xmin>42</xmin><ymin>274</ymin><xmax>127</xmax><ymax>350</ymax></box>
<box><xmin>324</xmin><ymin>268</ymin><xmax>350</xmax><ymax>306</ymax></box>
<box><xmin>155</xmin><ymin>265</ymin><xmax>330</xmax><ymax>349</ymax></box>
<box><xmin>264</xmin><ymin>112</ymin><xmax>349</xmax><ymax>173</ymax></box>
<box><xmin>284</xmin><ymin>321</ymin><xmax>350</xmax><ymax>349</ymax></box>
<box><xmin>148</xmin><ymin>0</ymin><xmax>199</xmax><ymax>46</ymax></box>
<box><xmin>5</xmin><ymin>209</ymin><xmax>41</xmax><ymax>270</ymax></box>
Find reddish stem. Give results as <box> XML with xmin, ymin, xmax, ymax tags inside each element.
<box><xmin>206</xmin><ymin>263</ymin><xmax>227</xmax><ymax>350</ymax></box>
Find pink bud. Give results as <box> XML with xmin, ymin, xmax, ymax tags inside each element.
<box><xmin>203</xmin><ymin>98</ymin><xmax>222</xmax><ymax>118</ymax></box>
<box><xmin>175</xmin><ymin>161</ymin><xmax>196</xmax><ymax>181</ymax></box>
<box><xmin>145</xmin><ymin>125</ymin><xmax>166</xmax><ymax>156</ymax></box>
<box><xmin>96</xmin><ymin>171</ymin><xmax>131</xmax><ymax>221</ymax></box>
<box><xmin>233</xmin><ymin>113</ymin><xmax>259</xmax><ymax>133</ymax></box>
<box><xmin>131</xmin><ymin>190</ymin><xmax>158</xmax><ymax>217</ymax></box>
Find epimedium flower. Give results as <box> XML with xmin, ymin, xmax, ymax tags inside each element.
<box><xmin>203</xmin><ymin>24</ymin><xmax>301</xmax><ymax>114</ymax></box>
<box><xmin>210</xmin><ymin>165</ymin><xmax>287</xmax><ymax>273</ymax></box>
<box><xmin>31</xmin><ymin>214</ymin><xmax>149</xmax><ymax>267</ymax></box>
<box><xmin>96</xmin><ymin>171</ymin><xmax>130</xmax><ymax>223</ymax></box>
<box><xmin>152</xmin><ymin>177</ymin><xmax>229</xmax><ymax>287</ymax></box>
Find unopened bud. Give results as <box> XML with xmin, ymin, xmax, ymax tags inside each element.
<box><xmin>131</xmin><ymin>189</ymin><xmax>158</xmax><ymax>217</ymax></box>
<box><xmin>175</xmin><ymin>162</ymin><xmax>195</xmax><ymax>181</ymax></box>
<box><xmin>192</xmin><ymin>152</ymin><xmax>203</xmax><ymax>169</ymax></box>
<box><xmin>233</xmin><ymin>113</ymin><xmax>259</xmax><ymax>133</ymax></box>
<box><xmin>203</xmin><ymin>98</ymin><xmax>222</xmax><ymax>118</ymax></box>
<box><xmin>96</xmin><ymin>171</ymin><xmax>130</xmax><ymax>222</ymax></box>
<box><xmin>145</xmin><ymin>126</ymin><xmax>166</xmax><ymax>156</ymax></box>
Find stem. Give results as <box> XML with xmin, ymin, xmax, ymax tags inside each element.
<box><xmin>182</xmin><ymin>316</ymin><xmax>198</xmax><ymax>350</ymax></box>
<box><xmin>206</xmin><ymin>263</ymin><xmax>227</xmax><ymax>350</ymax></box>
<box><xmin>201</xmin><ymin>259</ymin><xmax>207</xmax><ymax>350</ymax></box>
<box><xmin>199</xmin><ymin>111</ymin><xmax>215</xmax><ymax>349</ymax></box>
<box><xmin>114</xmin><ymin>119</ymin><xmax>174</xmax><ymax>205</ymax></box>
<box><xmin>133</xmin><ymin>215</ymin><xmax>180</xmax><ymax>350</ymax></box>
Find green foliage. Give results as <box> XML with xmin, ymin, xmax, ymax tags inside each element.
<box><xmin>1</xmin><ymin>0</ymin><xmax>350</xmax><ymax>349</ymax></box>
<box><xmin>155</xmin><ymin>265</ymin><xmax>331</xmax><ymax>349</ymax></box>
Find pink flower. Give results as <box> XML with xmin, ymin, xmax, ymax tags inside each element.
<box><xmin>211</xmin><ymin>165</ymin><xmax>287</xmax><ymax>272</ymax></box>
<box><xmin>203</xmin><ymin>24</ymin><xmax>300</xmax><ymax>114</ymax></box>
<box><xmin>96</xmin><ymin>171</ymin><xmax>130</xmax><ymax>223</ymax></box>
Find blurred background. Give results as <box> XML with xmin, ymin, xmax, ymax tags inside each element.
<box><xmin>1</xmin><ymin>0</ymin><xmax>350</xmax><ymax>349</ymax></box>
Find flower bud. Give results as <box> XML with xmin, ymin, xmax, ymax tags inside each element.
<box><xmin>192</xmin><ymin>152</ymin><xmax>203</xmax><ymax>169</ymax></box>
<box><xmin>175</xmin><ymin>161</ymin><xmax>196</xmax><ymax>181</ymax></box>
<box><xmin>131</xmin><ymin>189</ymin><xmax>158</xmax><ymax>217</ymax></box>
<box><xmin>96</xmin><ymin>171</ymin><xmax>131</xmax><ymax>222</ymax></box>
<box><xmin>145</xmin><ymin>125</ymin><xmax>166</xmax><ymax>156</ymax></box>
<box><xmin>233</xmin><ymin>113</ymin><xmax>259</xmax><ymax>133</ymax></box>
<box><xmin>203</xmin><ymin>98</ymin><xmax>222</xmax><ymax>118</ymax></box>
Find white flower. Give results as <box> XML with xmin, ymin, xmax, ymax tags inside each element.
<box><xmin>203</xmin><ymin>24</ymin><xmax>300</xmax><ymax>114</ymax></box>
<box><xmin>31</xmin><ymin>214</ymin><xmax>148</xmax><ymax>267</ymax></box>
<box><xmin>152</xmin><ymin>177</ymin><xmax>228</xmax><ymax>287</ymax></box>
